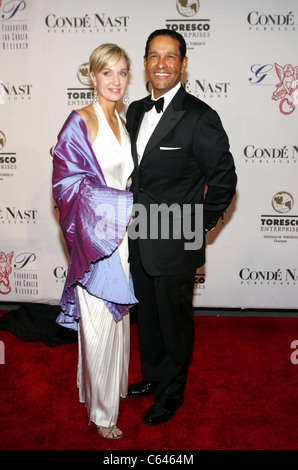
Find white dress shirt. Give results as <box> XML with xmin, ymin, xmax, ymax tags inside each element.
<box><xmin>137</xmin><ymin>82</ymin><xmax>182</xmax><ymax>164</ymax></box>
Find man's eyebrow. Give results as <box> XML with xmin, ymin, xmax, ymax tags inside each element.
<box><xmin>148</xmin><ymin>50</ymin><xmax>179</xmax><ymax>56</ymax></box>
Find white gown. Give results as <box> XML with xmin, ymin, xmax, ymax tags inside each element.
<box><xmin>76</xmin><ymin>102</ymin><xmax>134</xmax><ymax>427</ymax></box>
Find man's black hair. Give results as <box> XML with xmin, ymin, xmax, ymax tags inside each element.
<box><xmin>144</xmin><ymin>29</ymin><xmax>187</xmax><ymax>61</ymax></box>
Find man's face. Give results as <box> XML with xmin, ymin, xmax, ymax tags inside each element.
<box><xmin>144</xmin><ymin>35</ymin><xmax>188</xmax><ymax>98</ymax></box>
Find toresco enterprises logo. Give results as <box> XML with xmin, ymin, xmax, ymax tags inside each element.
<box><xmin>166</xmin><ymin>0</ymin><xmax>210</xmax><ymax>49</ymax></box>
<box><xmin>260</xmin><ymin>191</ymin><xmax>298</xmax><ymax>243</ymax></box>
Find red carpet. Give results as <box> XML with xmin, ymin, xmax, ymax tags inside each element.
<box><xmin>1</xmin><ymin>312</ymin><xmax>298</xmax><ymax>451</ymax></box>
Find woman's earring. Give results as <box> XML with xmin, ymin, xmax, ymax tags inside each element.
<box><xmin>92</xmin><ymin>85</ymin><xmax>98</xmax><ymax>104</ymax></box>
<box><xmin>122</xmin><ymin>90</ymin><xmax>129</xmax><ymax>105</ymax></box>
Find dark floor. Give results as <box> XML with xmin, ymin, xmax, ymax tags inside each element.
<box><xmin>1</xmin><ymin>302</ymin><xmax>298</xmax><ymax>318</ymax></box>
<box><xmin>194</xmin><ymin>308</ymin><xmax>298</xmax><ymax>317</ymax></box>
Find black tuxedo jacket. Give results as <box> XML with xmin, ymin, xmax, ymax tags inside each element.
<box><xmin>126</xmin><ymin>86</ymin><xmax>237</xmax><ymax>276</ymax></box>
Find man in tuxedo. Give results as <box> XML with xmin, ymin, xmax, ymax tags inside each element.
<box><xmin>126</xmin><ymin>29</ymin><xmax>237</xmax><ymax>426</ymax></box>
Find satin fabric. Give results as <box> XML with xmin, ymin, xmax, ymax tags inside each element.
<box><xmin>52</xmin><ymin>111</ymin><xmax>137</xmax><ymax>330</ymax></box>
<box><xmin>75</xmin><ymin>102</ymin><xmax>133</xmax><ymax>426</ymax></box>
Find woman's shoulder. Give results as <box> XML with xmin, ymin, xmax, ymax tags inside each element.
<box><xmin>75</xmin><ymin>104</ymin><xmax>98</xmax><ymax>143</ymax></box>
<box><xmin>76</xmin><ymin>104</ymin><xmax>96</xmax><ymax>122</ymax></box>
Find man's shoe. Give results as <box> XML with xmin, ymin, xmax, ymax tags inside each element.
<box><xmin>127</xmin><ymin>380</ymin><xmax>159</xmax><ymax>398</ymax></box>
<box><xmin>143</xmin><ymin>395</ymin><xmax>184</xmax><ymax>426</ymax></box>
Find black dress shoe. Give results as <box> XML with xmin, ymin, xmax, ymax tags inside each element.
<box><xmin>127</xmin><ymin>380</ymin><xmax>159</xmax><ymax>397</ymax></box>
<box><xmin>144</xmin><ymin>395</ymin><xmax>184</xmax><ymax>425</ymax></box>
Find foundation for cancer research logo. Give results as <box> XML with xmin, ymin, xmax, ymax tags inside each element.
<box><xmin>1</xmin><ymin>0</ymin><xmax>29</xmax><ymax>51</ymax></box>
<box><xmin>260</xmin><ymin>191</ymin><xmax>298</xmax><ymax>243</ymax></box>
<box><xmin>272</xmin><ymin>63</ymin><xmax>298</xmax><ymax>115</ymax></box>
<box><xmin>1</xmin><ymin>0</ymin><xmax>26</xmax><ymax>19</ymax></box>
<box><xmin>0</xmin><ymin>251</ymin><xmax>39</xmax><ymax>297</ymax></box>
<box><xmin>0</xmin><ymin>250</ymin><xmax>13</xmax><ymax>294</ymax></box>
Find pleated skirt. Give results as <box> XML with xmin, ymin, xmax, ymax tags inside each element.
<box><xmin>76</xmin><ymin>233</ymin><xmax>130</xmax><ymax>427</ymax></box>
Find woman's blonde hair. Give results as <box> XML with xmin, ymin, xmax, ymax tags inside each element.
<box><xmin>89</xmin><ymin>43</ymin><xmax>131</xmax><ymax>75</ymax></box>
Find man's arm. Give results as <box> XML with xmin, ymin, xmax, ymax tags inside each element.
<box><xmin>192</xmin><ymin>108</ymin><xmax>237</xmax><ymax>231</ymax></box>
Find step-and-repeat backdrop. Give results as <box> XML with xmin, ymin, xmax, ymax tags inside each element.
<box><xmin>1</xmin><ymin>0</ymin><xmax>297</xmax><ymax>311</ymax></box>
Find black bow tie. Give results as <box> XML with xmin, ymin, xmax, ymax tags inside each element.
<box><xmin>143</xmin><ymin>96</ymin><xmax>164</xmax><ymax>113</ymax></box>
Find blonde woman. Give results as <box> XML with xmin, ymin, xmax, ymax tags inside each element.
<box><xmin>53</xmin><ymin>44</ymin><xmax>137</xmax><ymax>439</ymax></box>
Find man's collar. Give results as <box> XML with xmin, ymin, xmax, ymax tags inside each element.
<box><xmin>151</xmin><ymin>82</ymin><xmax>182</xmax><ymax>111</ymax></box>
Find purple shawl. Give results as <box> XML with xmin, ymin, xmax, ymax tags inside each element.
<box><xmin>52</xmin><ymin>111</ymin><xmax>137</xmax><ymax>330</ymax></box>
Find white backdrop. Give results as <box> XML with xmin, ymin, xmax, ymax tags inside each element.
<box><xmin>1</xmin><ymin>0</ymin><xmax>297</xmax><ymax>311</ymax></box>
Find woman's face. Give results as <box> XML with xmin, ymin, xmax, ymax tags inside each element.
<box><xmin>90</xmin><ymin>56</ymin><xmax>128</xmax><ymax>104</ymax></box>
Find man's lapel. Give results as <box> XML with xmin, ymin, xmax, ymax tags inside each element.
<box><xmin>130</xmin><ymin>103</ymin><xmax>145</xmax><ymax>145</ymax></box>
<box><xmin>130</xmin><ymin>100</ymin><xmax>146</xmax><ymax>167</ymax></box>
<box><xmin>142</xmin><ymin>86</ymin><xmax>186</xmax><ymax>159</ymax></box>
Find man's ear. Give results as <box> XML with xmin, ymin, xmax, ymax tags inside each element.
<box><xmin>181</xmin><ymin>56</ymin><xmax>188</xmax><ymax>74</ymax></box>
